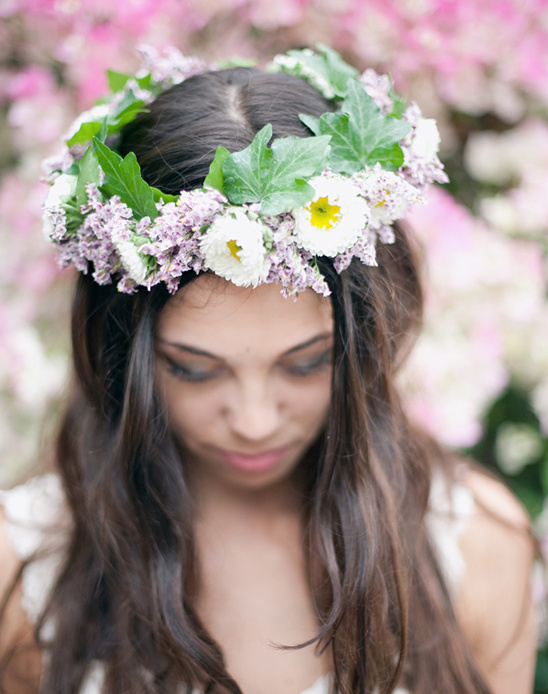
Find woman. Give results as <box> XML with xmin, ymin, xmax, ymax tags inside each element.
<box><xmin>0</xmin><ymin>47</ymin><xmax>537</xmax><ymax>694</ymax></box>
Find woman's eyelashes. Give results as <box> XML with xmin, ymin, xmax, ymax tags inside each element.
<box><xmin>159</xmin><ymin>349</ymin><xmax>333</xmax><ymax>383</ymax></box>
<box><xmin>280</xmin><ymin>349</ymin><xmax>333</xmax><ymax>377</ymax></box>
<box><xmin>161</xmin><ymin>354</ymin><xmax>222</xmax><ymax>382</ymax></box>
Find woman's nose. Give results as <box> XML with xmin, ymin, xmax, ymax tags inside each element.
<box><xmin>225</xmin><ymin>380</ymin><xmax>281</xmax><ymax>442</ymax></box>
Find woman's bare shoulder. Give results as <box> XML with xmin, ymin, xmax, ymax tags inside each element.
<box><xmin>454</xmin><ymin>467</ymin><xmax>537</xmax><ymax>694</ymax></box>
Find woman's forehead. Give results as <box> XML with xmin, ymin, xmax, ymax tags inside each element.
<box><xmin>156</xmin><ymin>275</ymin><xmax>333</xmax><ymax>357</ymax></box>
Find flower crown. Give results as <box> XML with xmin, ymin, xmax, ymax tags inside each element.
<box><xmin>42</xmin><ymin>44</ymin><xmax>447</xmax><ymax>297</ymax></box>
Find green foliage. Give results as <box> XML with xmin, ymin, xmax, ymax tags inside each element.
<box><xmin>285</xmin><ymin>44</ymin><xmax>360</xmax><ymax>98</ymax></box>
<box><xmin>66</xmin><ymin>122</ymin><xmax>103</xmax><ymax>148</ymax></box>
<box><xmin>75</xmin><ymin>146</ymin><xmax>100</xmax><ymax>205</ymax></box>
<box><xmin>465</xmin><ymin>384</ymin><xmax>547</xmax><ymax>517</ymax></box>
<box><xmin>536</xmin><ymin>644</ymin><xmax>548</xmax><ymax>693</ymax></box>
<box><xmin>221</xmin><ymin>124</ymin><xmax>331</xmax><ymax>215</ymax></box>
<box><xmin>67</xmin><ymin>89</ymin><xmax>148</xmax><ymax>148</ymax></box>
<box><xmin>92</xmin><ymin>138</ymin><xmax>159</xmax><ymax>220</ymax></box>
<box><xmin>107</xmin><ymin>69</ymin><xmax>153</xmax><ymax>92</ymax></box>
<box><xmin>300</xmin><ymin>80</ymin><xmax>410</xmax><ymax>174</ymax></box>
<box><xmin>62</xmin><ymin>200</ymin><xmax>86</xmax><ymax>235</ymax></box>
<box><xmin>204</xmin><ymin>147</ymin><xmax>231</xmax><ymax>193</ymax></box>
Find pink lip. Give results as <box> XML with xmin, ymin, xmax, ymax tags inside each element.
<box><xmin>218</xmin><ymin>447</ymin><xmax>288</xmax><ymax>472</ymax></box>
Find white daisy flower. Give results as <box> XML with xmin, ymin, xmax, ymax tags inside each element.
<box><xmin>111</xmin><ymin>229</ymin><xmax>148</xmax><ymax>284</ymax></box>
<box><xmin>358</xmin><ymin>166</ymin><xmax>424</xmax><ymax>229</ymax></box>
<box><xmin>44</xmin><ymin>173</ymin><xmax>78</xmax><ymax>209</ymax></box>
<box><xmin>411</xmin><ymin>118</ymin><xmax>442</xmax><ymax>162</ymax></box>
<box><xmin>292</xmin><ymin>175</ymin><xmax>370</xmax><ymax>257</ymax></box>
<box><xmin>43</xmin><ymin>173</ymin><xmax>78</xmax><ymax>240</ymax></box>
<box><xmin>200</xmin><ymin>208</ymin><xmax>270</xmax><ymax>287</ymax></box>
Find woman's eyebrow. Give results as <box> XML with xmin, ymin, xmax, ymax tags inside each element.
<box><xmin>157</xmin><ymin>340</ymin><xmax>222</xmax><ymax>360</ymax></box>
<box><xmin>281</xmin><ymin>333</ymin><xmax>333</xmax><ymax>356</ymax></box>
<box><xmin>157</xmin><ymin>333</ymin><xmax>332</xmax><ymax>360</ymax></box>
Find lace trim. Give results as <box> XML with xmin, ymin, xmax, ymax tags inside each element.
<box><xmin>425</xmin><ymin>469</ymin><xmax>475</xmax><ymax>594</ymax></box>
<box><xmin>1</xmin><ymin>474</ymin><xmax>69</xmax><ymax>637</ymax></box>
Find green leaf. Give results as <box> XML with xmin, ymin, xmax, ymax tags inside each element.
<box><xmin>314</xmin><ymin>79</ymin><xmax>410</xmax><ymax>173</ymax></box>
<box><xmin>299</xmin><ymin>114</ymin><xmax>320</xmax><ymax>135</ymax></box>
<box><xmin>67</xmin><ymin>121</ymin><xmax>103</xmax><ymax>148</ymax></box>
<box><xmin>204</xmin><ymin>147</ymin><xmax>231</xmax><ymax>192</ymax></box>
<box><xmin>217</xmin><ymin>57</ymin><xmax>257</xmax><ymax>69</ymax></box>
<box><xmin>75</xmin><ymin>146</ymin><xmax>100</xmax><ymax>205</ymax></box>
<box><xmin>136</xmin><ymin>73</ymin><xmax>152</xmax><ymax>90</ymax></box>
<box><xmin>151</xmin><ymin>187</ymin><xmax>178</xmax><ymax>204</ymax></box>
<box><xmin>316</xmin><ymin>43</ymin><xmax>360</xmax><ymax>96</ymax></box>
<box><xmin>109</xmin><ymin>90</ymin><xmax>147</xmax><ymax>132</ymax></box>
<box><xmin>223</xmin><ymin>124</ymin><xmax>273</xmax><ymax>203</ymax></box>
<box><xmin>108</xmin><ymin>69</ymin><xmax>153</xmax><ymax>94</ymax></box>
<box><xmin>92</xmin><ymin>137</ymin><xmax>158</xmax><ymax>220</ymax></box>
<box><xmin>63</xmin><ymin>200</ymin><xmax>86</xmax><ymax>235</ymax></box>
<box><xmin>260</xmin><ymin>180</ymin><xmax>316</xmax><ymax>216</ymax></box>
<box><xmin>285</xmin><ymin>45</ymin><xmax>359</xmax><ymax>98</ymax></box>
<box><xmin>390</xmin><ymin>91</ymin><xmax>407</xmax><ymax>119</ymax></box>
<box><xmin>541</xmin><ymin>449</ymin><xmax>548</xmax><ymax>496</ymax></box>
<box><xmin>96</xmin><ymin>118</ymin><xmax>108</xmax><ymax>144</ymax></box>
<box><xmin>107</xmin><ymin>70</ymin><xmax>132</xmax><ymax>92</ymax></box>
<box><xmin>64</xmin><ymin>163</ymin><xmax>80</xmax><ymax>176</ymax></box>
<box><xmin>222</xmin><ymin>124</ymin><xmax>331</xmax><ymax>216</ymax></box>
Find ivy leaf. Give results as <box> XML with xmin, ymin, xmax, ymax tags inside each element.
<box><xmin>313</xmin><ymin>79</ymin><xmax>411</xmax><ymax>173</ymax></box>
<box><xmin>67</xmin><ymin>121</ymin><xmax>103</xmax><ymax>148</ymax></box>
<box><xmin>75</xmin><ymin>145</ymin><xmax>100</xmax><ymax>205</ymax></box>
<box><xmin>151</xmin><ymin>187</ymin><xmax>178</xmax><ymax>204</ymax></box>
<box><xmin>66</xmin><ymin>92</ymin><xmax>147</xmax><ymax>148</ymax></box>
<box><xmin>285</xmin><ymin>44</ymin><xmax>359</xmax><ymax>98</ymax></box>
<box><xmin>204</xmin><ymin>147</ymin><xmax>231</xmax><ymax>193</ymax></box>
<box><xmin>259</xmin><ymin>180</ymin><xmax>315</xmax><ymax>217</ymax></box>
<box><xmin>299</xmin><ymin>114</ymin><xmax>320</xmax><ymax>135</ymax></box>
<box><xmin>216</xmin><ymin>57</ymin><xmax>257</xmax><ymax>69</ymax></box>
<box><xmin>108</xmin><ymin>70</ymin><xmax>153</xmax><ymax>92</ymax></box>
<box><xmin>223</xmin><ymin>124</ymin><xmax>273</xmax><ymax>203</ymax></box>
<box><xmin>389</xmin><ymin>89</ymin><xmax>407</xmax><ymax>119</ymax></box>
<box><xmin>107</xmin><ymin>70</ymin><xmax>132</xmax><ymax>92</ymax></box>
<box><xmin>111</xmin><ymin>100</ymin><xmax>147</xmax><ymax>131</ymax></box>
<box><xmin>92</xmin><ymin>137</ymin><xmax>158</xmax><ymax>220</ymax></box>
<box><xmin>222</xmin><ymin>124</ymin><xmax>331</xmax><ymax>216</ymax></box>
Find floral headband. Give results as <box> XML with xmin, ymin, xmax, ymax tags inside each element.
<box><xmin>42</xmin><ymin>44</ymin><xmax>447</xmax><ymax>297</ymax></box>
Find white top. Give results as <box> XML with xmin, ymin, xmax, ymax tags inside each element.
<box><xmin>0</xmin><ymin>472</ymin><xmax>475</xmax><ymax>694</ymax></box>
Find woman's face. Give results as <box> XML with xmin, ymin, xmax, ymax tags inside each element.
<box><xmin>155</xmin><ymin>275</ymin><xmax>333</xmax><ymax>491</ymax></box>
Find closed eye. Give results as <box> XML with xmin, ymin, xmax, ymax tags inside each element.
<box><xmin>160</xmin><ymin>353</ymin><xmax>223</xmax><ymax>383</ymax></box>
<box><xmin>281</xmin><ymin>350</ymin><xmax>332</xmax><ymax>377</ymax></box>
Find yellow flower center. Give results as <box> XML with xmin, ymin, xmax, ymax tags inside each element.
<box><xmin>309</xmin><ymin>196</ymin><xmax>341</xmax><ymax>230</ymax></box>
<box><xmin>226</xmin><ymin>239</ymin><xmax>242</xmax><ymax>260</ymax></box>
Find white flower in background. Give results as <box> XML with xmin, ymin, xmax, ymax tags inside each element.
<box><xmin>293</xmin><ymin>175</ymin><xmax>370</xmax><ymax>256</ymax></box>
<box><xmin>411</xmin><ymin>118</ymin><xmax>441</xmax><ymax>162</ymax></box>
<box><xmin>111</xmin><ymin>229</ymin><xmax>148</xmax><ymax>284</ymax></box>
<box><xmin>494</xmin><ymin>422</ymin><xmax>544</xmax><ymax>475</ymax></box>
<box><xmin>200</xmin><ymin>208</ymin><xmax>270</xmax><ymax>287</ymax></box>
<box><xmin>359</xmin><ymin>166</ymin><xmax>423</xmax><ymax>229</ymax></box>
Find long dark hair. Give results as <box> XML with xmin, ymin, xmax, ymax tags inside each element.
<box><xmin>2</xmin><ymin>68</ymin><xmax>491</xmax><ymax>693</ymax></box>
